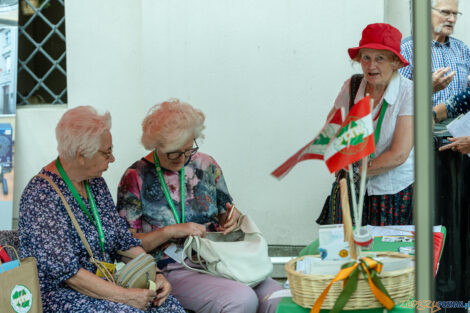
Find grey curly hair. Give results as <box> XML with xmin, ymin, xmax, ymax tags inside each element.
<box><xmin>141</xmin><ymin>99</ymin><xmax>205</xmax><ymax>152</ymax></box>
<box><xmin>56</xmin><ymin>106</ymin><xmax>111</xmax><ymax>160</ymax></box>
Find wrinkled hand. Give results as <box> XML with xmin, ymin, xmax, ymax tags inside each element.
<box><xmin>153</xmin><ymin>273</ymin><xmax>171</xmax><ymax>306</ymax></box>
<box><xmin>125</xmin><ymin>288</ymin><xmax>157</xmax><ymax>310</ymax></box>
<box><xmin>432</xmin><ymin>67</ymin><xmax>455</xmax><ymax>92</ymax></box>
<box><xmin>222</xmin><ymin>202</ymin><xmax>241</xmax><ymax>235</ymax></box>
<box><xmin>439</xmin><ymin>136</ymin><xmax>470</xmax><ymax>154</ymax></box>
<box><xmin>168</xmin><ymin>222</ymin><xmax>206</xmax><ymax>239</ymax></box>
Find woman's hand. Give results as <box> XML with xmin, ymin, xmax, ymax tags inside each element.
<box><xmin>153</xmin><ymin>273</ymin><xmax>171</xmax><ymax>306</ymax></box>
<box><xmin>221</xmin><ymin>202</ymin><xmax>241</xmax><ymax>235</ymax></box>
<box><xmin>167</xmin><ymin>222</ymin><xmax>206</xmax><ymax>239</ymax></box>
<box><xmin>124</xmin><ymin>288</ymin><xmax>157</xmax><ymax>310</ymax></box>
<box><xmin>439</xmin><ymin>136</ymin><xmax>470</xmax><ymax>154</ymax></box>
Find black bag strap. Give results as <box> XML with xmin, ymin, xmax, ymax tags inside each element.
<box><xmin>349</xmin><ymin>74</ymin><xmax>364</xmax><ymax>110</ymax></box>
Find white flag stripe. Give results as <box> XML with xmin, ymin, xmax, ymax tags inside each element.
<box><xmin>308</xmin><ymin>124</ymin><xmax>342</xmax><ymax>155</ymax></box>
<box><xmin>324</xmin><ymin>114</ymin><xmax>374</xmax><ymax>161</ymax></box>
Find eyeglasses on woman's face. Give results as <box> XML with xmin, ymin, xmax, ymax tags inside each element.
<box><xmin>166</xmin><ymin>140</ymin><xmax>199</xmax><ymax>160</ymax></box>
<box><xmin>98</xmin><ymin>148</ymin><xmax>114</xmax><ymax>160</ymax></box>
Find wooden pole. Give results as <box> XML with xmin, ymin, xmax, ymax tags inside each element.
<box><xmin>339</xmin><ymin>178</ymin><xmax>357</xmax><ymax>260</ymax></box>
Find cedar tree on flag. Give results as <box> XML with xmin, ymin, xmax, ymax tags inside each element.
<box><xmin>271</xmin><ymin>109</ymin><xmax>343</xmax><ymax>179</ymax></box>
<box><xmin>324</xmin><ymin>95</ymin><xmax>375</xmax><ymax>173</ymax></box>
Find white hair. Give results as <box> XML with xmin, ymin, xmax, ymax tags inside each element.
<box><xmin>141</xmin><ymin>99</ymin><xmax>205</xmax><ymax>152</ymax></box>
<box><xmin>431</xmin><ymin>0</ymin><xmax>459</xmax><ymax>7</ymax></box>
<box><xmin>56</xmin><ymin>106</ymin><xmax>111</xmax><ymax>160</ymax></box>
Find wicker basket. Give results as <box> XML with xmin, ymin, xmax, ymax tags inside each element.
<box><xmin>285</xmin><ymin>253</ymin><xmax>415</xmax><ymax>310</ymax></box>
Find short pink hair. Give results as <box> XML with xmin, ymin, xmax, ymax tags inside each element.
<box><xmin>56</xmin><ymin>106</ymin><xmax>111</xmax><ymax>160</ymax></box>
<box><xmin>141</xmin><ymin>99</ymin><xmax>205</xmax><ymax>152</ymax></box>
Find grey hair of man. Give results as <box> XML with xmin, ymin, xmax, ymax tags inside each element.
<box><xmin>56</xmin><ymin>106</ymin><xmax>112</xmax><ymax>160</ymax></box>
<box><xmin>431</xmin><ymin>0</ymin><xmax>459</xmax><ymax>7</ymax></box>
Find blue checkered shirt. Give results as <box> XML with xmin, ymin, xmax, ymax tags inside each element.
<box><xmin>400</xmin><ymin>36</ymin><xmax>470</xmax><ymax>106</ymax></box>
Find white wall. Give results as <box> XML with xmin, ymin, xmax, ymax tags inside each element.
<box><xmin>385</xmin><ymin>0</ymin><xmax>412</xmax><ymax>38</ymax></box>
<box><xmin>140</xmin><ymin>0</ymin><xmax>384</xmax><ymax>244</ymax></box>
<box><xmin>14</xmin><ymin>1</ymin><xmax>147</xmax><ymax>224</ymax></box>
<box><xmin>12</xmin><ymin>0</ymin><xmax>469</xmax><ymax>244</ymax></box>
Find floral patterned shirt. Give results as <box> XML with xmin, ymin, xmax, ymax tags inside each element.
<box><xmin>117</xmin><ymin>152</ymin><xmax>233</xmax><ymax>256</ymax></box>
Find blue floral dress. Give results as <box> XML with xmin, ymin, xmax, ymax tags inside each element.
<box><xmin>445</xmin><ymin>86</ymin><xmax>470</xmax><ymax>118</ymax></box>
<box><xmin>19</xmin><ymin>169</ymin><xmax>185</xmax><ymax>313</ymax></box>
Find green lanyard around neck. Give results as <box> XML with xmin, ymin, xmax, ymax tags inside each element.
<box><xmin>153</xmin><ymin>151</ymin><xmax>185</xmax><ymax>224</ymax></box>
<box><xmin>370</xmin><ymin>99</ymin><xmax>389</xmax><ymax>159</ymax></box>
<box><xmin>55</xmin><ymin>158</ymin><xmax>106</xmax><ymax>254</ymax></box>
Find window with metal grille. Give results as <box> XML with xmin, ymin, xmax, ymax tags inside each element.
<box><xmin>17</xmin><ymin>0</ymin><xmax>66</xmax><ymax>105</ymax></box>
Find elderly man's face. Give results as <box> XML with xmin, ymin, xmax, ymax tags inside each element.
<box><xmin>431</xmin><ymin>0</ymin><xmax>459</xmax><ymax>41</ymax></box>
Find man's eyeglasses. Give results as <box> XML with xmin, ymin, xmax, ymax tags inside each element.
<box><xmin>432</xmin><ymin>8</ymin><xmax>462</xmax><ymax>18</ymax></box>
<box><xmin>166</xmin><ymin>140</ymin><xmax>199</xmax><ymax>160</ymax></box>
<box><xmin>98</xmin><ymin>149</ymin><xmax>113</xmax><ymax>160</ymax></box>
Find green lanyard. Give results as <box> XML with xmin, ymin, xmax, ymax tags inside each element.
<box><xmin>370</xmin><ymin>99</ymin><xmax>389</xmax><ymax>159</ymax></box>
<box><xmin>55</xmin><ymin>158</ymin><xmax>106</xmax><ymax>254</ymax></box>
<box><xmin>153</xmin><ymin>151</ymin><xmax>185</xmax><ymax>224</ymax></box>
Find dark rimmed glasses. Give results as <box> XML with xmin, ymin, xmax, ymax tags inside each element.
<box><xmin>432</xmin><ymin>8</ymin><xmax>462</xmax><ymax>18</ymax></box>
<box><xmin>166</xmin><ymin>140</ymin><xmax>199</xmax><ymax>160</ymax></box>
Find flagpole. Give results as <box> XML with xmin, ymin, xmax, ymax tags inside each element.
<box><xmin>357</xmin><ymin>97</ymin><xmax>374</xmax><ymax>227</ymax></box>
<box><xmin>342</xmin><ymin>104</ymin><xmax>360</xmax><ymax>229</ymax></box>
<box><xmin>348</xmin><ymin>164</ymin><xmax>359</xmax><ymax>228</ymax></box>
<box><xmin>357</xmin><ymin>156</ymin><xmax>368</xmax><ymax>226</ymax></box>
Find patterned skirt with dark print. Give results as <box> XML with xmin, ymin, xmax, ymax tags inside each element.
<box><xmin>363</xmin><ymin>184</ymin><xmax>414</xmax><ymax>226</ymax></box>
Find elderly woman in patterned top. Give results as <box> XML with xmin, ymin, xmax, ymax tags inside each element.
<box><xmin>117</xmin><ymin>99</ymin><xmax>282</xmax><ymax>313</ymax></box>
<box><xmin>434</xmin><ymin>86</ymin><xmax>470</xmax><ymax>154</ymax></box>
<box><xmin>18</xmin><ymin>106</ymin><xmax>185</xmax><ymax>313</ymax></box>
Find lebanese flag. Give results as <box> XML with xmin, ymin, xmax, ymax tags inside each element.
<box><xmin>271</xmin><ymin>109</ymin><xmax>343</xmax><ymax>179</ymax></box>
<box><xmin>324</xmin><ymin>96</ymin><xmax>375</xmax><ymax>173</ymax></box>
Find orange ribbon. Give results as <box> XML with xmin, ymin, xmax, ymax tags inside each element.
<box><xmin>310</xmin><ymin>257</ymin><xmax>394</xmax><ymax>313</ymax></box>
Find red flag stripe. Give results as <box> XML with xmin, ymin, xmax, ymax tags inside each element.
<box><xmin>271</xmin><ymin>109</ymin><xmax>343</xmax><ymax>179</ymax></box>
<box><xmin>325</xmin><ymin>133</ymin><xmax>375</xmax><ymax>173</ymax></box>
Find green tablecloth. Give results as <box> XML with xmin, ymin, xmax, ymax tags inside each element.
<box><xmin>276</xmin><ymin>227</ymin><xmax>447</xmax><ymax>313</ymax></box>
<box><xmin>276</xmin><ymin>298</ymin><xmax>414</xmax><ymax>313</ymax></box>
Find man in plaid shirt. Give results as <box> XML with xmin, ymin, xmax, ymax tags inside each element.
<box><xmin>400</xmin><ymin>0</ymin><xmax>470</xmax><ymax>106</ymax></box>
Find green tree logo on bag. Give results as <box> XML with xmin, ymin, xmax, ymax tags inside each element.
<box><xmin>10</xmin><ymin>285</ymin><xmax>33</xmax><ymax>313</ymax></box>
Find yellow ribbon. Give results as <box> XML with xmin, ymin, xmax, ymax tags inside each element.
<box><xmin>310</xmin><ymin>257</ymin><xmax>394</xmax><ymax>313</ymax></box>
<box><xmin>359</xmin><ymin>257</ymin><xmax>394</xmax><ymax>310</ymax></box>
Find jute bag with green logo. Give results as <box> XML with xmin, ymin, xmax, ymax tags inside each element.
<box><xmin>0</xmin><ymin>245</ymin><xmax>43</xmax><ymax>313</ymax></box>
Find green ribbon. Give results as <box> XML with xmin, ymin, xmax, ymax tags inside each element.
<box><xmin>55</xmin><ymin>158</ymin><xmax>106</xmax><ymax>254</ymax></box>
<box><xmin>153</xmin><ymin>151</ymin><xmax>185</xmax><ymax>224</ymax></box>
<box><xmin>370</xmin><ymin>99</ymin><xmax>389</xmax><ymax>159</ymax></box>
<box><xmin>325</xmin><ymin>258</ymin><xmax>393</xmax><ymax>313</ymax></box>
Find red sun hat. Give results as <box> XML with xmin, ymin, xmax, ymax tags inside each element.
<box><xmin>348</xmin><ymin>23</ymin><xmax>409</xmax><ymax>66</ymax></box>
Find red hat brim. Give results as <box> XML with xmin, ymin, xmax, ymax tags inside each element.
<box><xmin>348</xmin><ymin>43</ymin><xmax>410</xmax><ymax>67</ymax></box>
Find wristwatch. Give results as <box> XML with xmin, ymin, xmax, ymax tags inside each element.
<box><xmin>432</xmin><ymin>110</ymin><xmax>437</xmax><ymax>122</ymax></box>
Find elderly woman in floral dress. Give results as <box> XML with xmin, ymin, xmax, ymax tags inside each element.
<box><xmin>117</xmin><ymin>99</ymin><xmax>282</xmax><ymax>313</ymax></box>
<box><xmin>19</xmin><ymin>106</ymin><xmax>185</xmax><ymax>313</ymax></box>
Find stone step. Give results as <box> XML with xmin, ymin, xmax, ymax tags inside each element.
<box><xmin>268</xmin><ymin>245</ymin><xmax>304</xmax><ymax>279</ymax></box>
